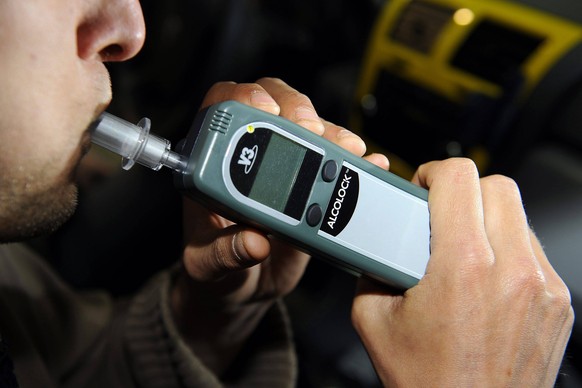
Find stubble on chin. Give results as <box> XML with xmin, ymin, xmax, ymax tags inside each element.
<box><xmin>0</xmin><ymin>132</ymin><xmax>88</xmax><ymax>243</ymax></box>
<box><xmin>0</xmin><ymin>179</ymin><xmax>79</xmax><ymax>243</ymax></box>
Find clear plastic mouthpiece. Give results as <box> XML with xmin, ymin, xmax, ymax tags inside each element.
<box><xmin>91</xmin><ymin>112</ymin><xmax>187</xmax><ymax>173</ymax></box>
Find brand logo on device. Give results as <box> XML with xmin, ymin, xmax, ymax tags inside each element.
<box><xmin>321</xmin><ymin>166</ymin><xmax>359</xmax><ymax>236</ymax></box>
<box><xmin>238</xmin><ymin>145</ymin><xmax>259</xmax><ymax>174</ymax></box>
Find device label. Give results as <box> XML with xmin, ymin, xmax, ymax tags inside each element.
<box><xmin>238</xmin><ymin>145</ymin><xmax>259</xmax><ymax>174</ymax></box>
<box><xmin>318</xmin><ymin>161</ymin><xmax>430</xmax><ymax>279</ymax></box>
<box><xmin>320</xmin><ymin>166</ymin><xmax>359</xmax><ymax>236</ymax></box>
<box><xmin>230</xmin><ymin>127</ymin><xmax>271</xmax><ymax>196</ymax></box>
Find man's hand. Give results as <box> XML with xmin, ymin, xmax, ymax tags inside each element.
<box><xmin>352</xmin><ymin>158</ymin><xmax>574</xmax><ymax>387</ymax></box>
<box><xmin>172</xmin><ymin>78</ymin><xmax>389</xmax><ymax>374</ymax></box>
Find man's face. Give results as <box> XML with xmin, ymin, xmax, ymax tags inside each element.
<box><xmin>0</xmin><ymin>0</ymin><xmax>145</xmax><ymax>242</ymax></box>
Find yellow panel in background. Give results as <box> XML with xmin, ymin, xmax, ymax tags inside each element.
<box><xmin>352</xmin><ymin>0</ymin><xmax>582</xmax><ymax>177</ymax></box>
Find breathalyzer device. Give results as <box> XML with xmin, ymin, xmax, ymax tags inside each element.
<box><xmin>91</xmin><ymin>101</ymin><xmax>430</xmax><ymax>288</ymax></box>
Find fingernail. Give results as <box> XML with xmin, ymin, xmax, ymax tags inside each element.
<box><xmin>337</xmin><ymin>129</ymin><xmax>356</xmax><ymax>139</ymax></box>
<box><xmin>295</xmin><ymin>107</ymin><xmax>325</xmax><ymax>134</ymax></box>
<box><xmin>295</xmin><ymin>106</ymin><xmax>319</xmax><ymax>121</ymax></box>
<box><xmin>232</xmin><ymin>232</ymin><xmax>245</xmax><ymax>264</ymax></box>
<box><xmin>250</xmin><ymin>91</ymin><xmax>279</xmax><ymax>112</ymax></box>
<box><xmin>339</xmin><ymin>129</ymin><xmax>366</xmax><ymax>153</ymax></box>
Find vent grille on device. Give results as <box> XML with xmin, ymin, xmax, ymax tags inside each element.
<box><xmin>209</xmin><ymin>110</ymin><xmax>233</xmax><ymax>133</ymax></box>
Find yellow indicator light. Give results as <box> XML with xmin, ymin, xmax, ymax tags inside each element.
<box><xmin>453</xmin><ymin>8</ymin><xmax>475</xmax><ymax>26</ymax></box>
<box><xmin>247</xmin><ymin>125</ymin><xmax>255</xmax><ymax>133</ymax></box>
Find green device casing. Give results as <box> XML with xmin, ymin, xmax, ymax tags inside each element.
<box><xmin>174</xmin><ymin>101</ymin><xmax>430</xmax><ymax>288</ymax></box>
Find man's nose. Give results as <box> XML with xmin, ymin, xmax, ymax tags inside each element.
<box><xmin>77</xmin><ymin>0</ymin><xmax>146</xmax><ymax>62</ymax></box>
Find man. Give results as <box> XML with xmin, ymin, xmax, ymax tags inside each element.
<box><xmin>0</xmin><ymin>0</ymin><xmax>573</xmax><ymax>387</ymax></box>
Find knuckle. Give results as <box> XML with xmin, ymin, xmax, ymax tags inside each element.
<box><xmin>545</xmin><ymin>284</ymin><xmax>574</xmax><ymax>324</ymax></box>
<box><xmin>551</xmin><ymin>284</ymin><xmax>573</xmax><ymax>313</ymax></box>
<box><xmin>438</xmin><ymin>158</ymin><xmax>480</xmax><ymax>183</ymax></box>
<box><xmin>416</xmin><ymin>159</ymin><xmax>478</xmax><ymax>187</ymax></box>
<box><xmin>484</xmin><ymin>174</ymin><xmax>517</xmax><ymax>187</ymax></box>
<box><xmin>482</xmin><ymin>174</ymin><xmax>520</xmax><ymax>195</ymax></box>
<box><xmin>508</xmin><ymin>265</ymin><xmax>546</xmax><ymax>295</ymax></box>
<box><xmin>444</xmin><ymin>157</ymin><xmax>478</xmax><ymax>173</ymax></box>
<box><xmin>567</xmin><ymin>305</ymin><xmax>576</xmax><ymax>323</ymax></box>
<box><xmin>256</xmin><ymin>76</ymin><xmax>283</xmax><ymax>85</ymax></box>
<box><xmin>456</xmin><ymin>242</ymin><xmax>495</xmax><ymax>277</ymax></box>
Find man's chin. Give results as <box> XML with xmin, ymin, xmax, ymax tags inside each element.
<box><xmin>0</xmin><ymin>185</ymin><xmax>78</xmax><ymax>244</ymax></box>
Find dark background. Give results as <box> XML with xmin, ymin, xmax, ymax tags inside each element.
<box><xmin>36</xmin><ymin>1</ymin><xmax>582</xmax><ymax>386</ymax></box>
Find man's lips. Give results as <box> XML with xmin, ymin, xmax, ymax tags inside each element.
<box><xmin>85</xmin><ymin>100</ymin><xmax>111</xmax><ymax>152</ymax></box>
<box><xmin>69</xmin><ymin>107</ymin><xmax>108</xmax><ymax>183</ymax></box>
<box><xmin>80</xmin><ymin>128</ymin><xmax>93</xmax><ymax>157</ymax></box>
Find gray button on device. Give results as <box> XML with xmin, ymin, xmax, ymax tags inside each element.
<box><xmin>322</xmin><ymin>160</ymin><xmax>339</xmax><ymax>182</ymax></box>
<box><xmin>306</xmin><ymin>204</ymin><xmax>323</xmax><ymax>227</ymax></box>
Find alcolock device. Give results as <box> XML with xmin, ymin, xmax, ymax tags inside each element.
<box><xmin>92</xmin><ymin>100</ymin><xmax>431</xmax><ymax>288</ymax></box>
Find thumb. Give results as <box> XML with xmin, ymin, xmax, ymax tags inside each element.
<box><xmin>183</xmin><ymin>227</ymin><xmax>271</xmax><ymax>282</ymax></box>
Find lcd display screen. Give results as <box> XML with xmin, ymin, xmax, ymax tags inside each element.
<box><xmin>230</xmin><ymin>127</ymin><xmax>323</xmax><ymax>220</ymax></box>
<box><xmin>248</xmin><ymin>132</ymin><xmax>307</xmax><ymax>212</ymax></box>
